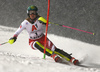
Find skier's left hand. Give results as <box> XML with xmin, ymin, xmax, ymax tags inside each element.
<box><xmin>38</xmin><ymin>17</ymin><xmax>47</xmax><ymax>24</ymax></box>
<box><xmin>38</xmin><ymin>17</ymin><xmax>51</xmax><ymax>26</ymax></box>
<box><xmin>39</xmin><ymin>20</ymin><xmax>46</xmax><ymax>25</ymax></box>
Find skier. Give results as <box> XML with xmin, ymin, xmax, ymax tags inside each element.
<box><xmin>8</xmin><ymin>5</ymin><xmax>79</xmax><ymax>65</ymax></box>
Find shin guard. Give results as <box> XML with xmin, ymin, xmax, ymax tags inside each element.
<box><xmin>34</xmin><ymin>41</ymin><xmax>53</xmax><ymax>56</ymax></box>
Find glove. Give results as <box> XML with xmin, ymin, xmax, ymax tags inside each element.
<box><xmin>38</xmin><ymin>17</ymin><xmax>51</xmax><ymax>25</ymax></box>
<box><xmin>38</xmin><ymin>17</ymin><xmax>47</xmax><ymax>24</ymax></box>
<box><xmin>8</xmin><ymin>37</ymin><xmax>17</xmax><ymax>44</ymax></box>
<box><xmin>39</xmin><ymin>20</ymin><xmax>46</xmax><ymax>25</ymax></box>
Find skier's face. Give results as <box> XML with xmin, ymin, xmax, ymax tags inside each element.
<box><xmin>29</xmin><ymin>11</ymin><xmax>37</xmax><ymax>20</ymax></box>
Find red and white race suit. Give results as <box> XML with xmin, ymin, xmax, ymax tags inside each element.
<box><xmin>13</xmin><ymin>18</ymin><xmax>56</xmax><ymax>51</ymax></box>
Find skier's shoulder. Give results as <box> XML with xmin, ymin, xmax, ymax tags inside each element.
<box><xmin>25</xmin><ymin>17</ymin><xmax>30</xmax><ymax>23</ymax></box>
<box><xmin>21</xmin><ymin>19</ymin><xmax>29</xmax><ymax>25</ymax></box>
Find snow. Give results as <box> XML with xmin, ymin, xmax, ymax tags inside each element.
<box><xmin>0</xmin><ymin>25</ymin><xmax>100</xmax><ymax>72</ymax></box>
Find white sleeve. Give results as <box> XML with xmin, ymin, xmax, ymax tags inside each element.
<box><xmin>13</xmin><ymin>21</ymin><xmax>26</xmax><ymax>37</ymax></box>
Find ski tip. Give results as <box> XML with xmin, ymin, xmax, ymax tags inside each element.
<box><xmin>77</xmin><ymin>64</ymin><xmax>88</xmax><ymax>68</ymax></box>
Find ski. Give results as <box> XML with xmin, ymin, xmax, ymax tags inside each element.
<box><xmin>76</xmin><ymin>64</ymin><xmax>89</xmax><ymax>68</ymax></box>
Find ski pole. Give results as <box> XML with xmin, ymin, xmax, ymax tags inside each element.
<box><xmin>49</xmin><ymin>22</ymin><xmax>94</xmax><ymax>35</ymax></box>
<box><xmin>0</xmin><ymin>42</ymin><xmax>8</xmax><ymax>46</ymax></box>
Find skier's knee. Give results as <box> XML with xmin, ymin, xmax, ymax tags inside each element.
<box><xmin>31</xmin><ymin>41</ymin><xmax>53</xmax><ymax>56</ymax></box>
<box><xmin>29</xmin><ymin>41</ymin><xmax>37</xmax><ymax>50</ymax></box>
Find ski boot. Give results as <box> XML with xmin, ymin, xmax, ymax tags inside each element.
<box><xmin>70</xmin><ymin>57</ymin><xmax>80</xmax><ymax>65</ymax></box>
<box><xmin>51</xmin><ymin>54</ymin><xmax>62</xmax><ymax>62</ymax></box>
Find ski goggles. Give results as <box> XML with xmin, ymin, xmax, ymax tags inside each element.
<box><xmin>29</xmin><ymin>11</ymin><xmax>37</xmax><ymax>15</ymax></box>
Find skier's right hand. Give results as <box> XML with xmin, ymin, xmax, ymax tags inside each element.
<box><xmin>8</xmin><ymin>37</ymin><xmax>17</xmax><ymax>44</ymax></box>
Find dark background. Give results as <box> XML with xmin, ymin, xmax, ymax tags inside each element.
<box><xmin>0</xmin><ymin>0</ymin><xmax>100</xmax><ymax>45</ymax></box>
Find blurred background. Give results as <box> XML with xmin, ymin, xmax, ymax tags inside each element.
<box><xmin>0</xmin><ymin>0</ymin><xmax>100</xmax><ymax>45</ymax></box>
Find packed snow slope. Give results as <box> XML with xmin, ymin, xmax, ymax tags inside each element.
<box><xmin>0</xmin><ymin>0</ymin><xmax>100</xmax><ymax>45</ymax></box>
<box><xmin>0</xmin><ymin>0</ymin><xmax>100</xmax><ymax>71</ymax></box>
<box><xmin>0</xmin><ymin>25</ymin><xmax>100</xmax><ymax>72</ymax></box>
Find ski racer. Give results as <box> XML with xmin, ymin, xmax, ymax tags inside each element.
<box><xmin>8</xmin><ymin>5</ymin><xmax>79</xmax><ymax>65</ymax></box>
